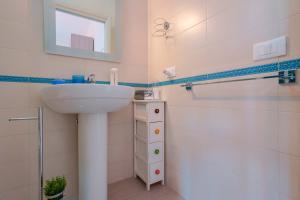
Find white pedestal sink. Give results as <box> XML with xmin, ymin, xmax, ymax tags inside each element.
<box><xmin>41</xmin><ymin>84</ymin><xmax>134</xmax><ymax>200</ymax></box>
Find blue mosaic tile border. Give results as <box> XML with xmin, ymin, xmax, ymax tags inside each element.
<box><xmin>0</xmin><ymin>58</ymin><xmax>299</xmax><ymax>88</ymax></box>
<box><xmin>0</xmin><ymin>75</ymin><xmax>148</xmax><ymax>88</ymax></box>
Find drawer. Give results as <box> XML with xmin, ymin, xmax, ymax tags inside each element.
<box><xmin>134</xmin><ymin>102</ymin><xmax>164</xmax><ymax>122</ymax></box>
<box><xmin>149</xmin><ymin>142</ymin><xmax>163</xmax><ymax>163</ymax></box>
<box><xmin>148</xmin><ymin>103</ymin><xmax>164</xmax><ymax>122</ymax></box>
<box><xmin>149</xmin><ymin>122</ymin><xmax>164</xmax><ymax>143</ymax></box>
<box><xmin>136</xmin><ymin>140</ymin><xmax>163</xmax><ymax>163</ymax></box>
<box><xmin>150</xmin><ymin>162</ymin><xmax>164</xmax><ymax>183</ymax></box>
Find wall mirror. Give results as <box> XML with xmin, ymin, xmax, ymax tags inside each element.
<box><xmin>43</xmin><ymin>0</ymin><xmax>121</xmax><ymax>62</ymax></box>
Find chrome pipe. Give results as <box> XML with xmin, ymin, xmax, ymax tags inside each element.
<box><xmin>38</xmin><ymin>107</ymin><xmax>44</xmax><ymax>200</ymax></box>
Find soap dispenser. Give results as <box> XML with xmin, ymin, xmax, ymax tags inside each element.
<box><xmin>110</xmin><ymin>68</ymin><xmax>118</xmax><ymax>85</ymax></box>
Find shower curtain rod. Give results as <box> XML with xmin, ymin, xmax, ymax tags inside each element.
<box><xmin>181</xmin><ymin>70</ymin><xmax>296</xmax><ymax>90</ymax></box>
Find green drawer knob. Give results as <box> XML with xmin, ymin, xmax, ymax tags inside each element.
<box><xmin>154</xmin><ymin>149</ymin><xmax>160</xmax><ymax>155</ymax></box>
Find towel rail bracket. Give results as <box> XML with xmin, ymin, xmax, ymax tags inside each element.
<box><xmin>279</xmin><ymin>70</ymin><xmax>296</xmax><ymax>84</ymax></box>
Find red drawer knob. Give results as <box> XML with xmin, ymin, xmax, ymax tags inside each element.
<box><xmin>155</xmin><ymin>129</ymin><xmax>160</xmax><ymax>135</ymax></box>
<box><xmin>155</xmin><ymin>169</ymin><xmax>160</xmax><ymax>175</ymax></box>
<box><xmin>155</xmin><ymin>109</ymin><xmax>160</xmax><ymax>114</ymax></box>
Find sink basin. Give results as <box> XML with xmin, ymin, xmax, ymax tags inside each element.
<box><xmin>41</xmin><ymin>84</ymin><xmax>134</xmax><ymax>114</ymax></box>
<box><xmin>40</xmin><ymin>83</ymin><xmax>134</xmax><ymax>200</ymax></box>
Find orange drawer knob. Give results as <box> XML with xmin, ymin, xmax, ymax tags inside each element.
<box><xmin>155</xmin><ymin>169</ymin><xmax>160</xmax><ymax>175</ymax></box>
<box><xmin>155</xmin><ymin>129</ymin><xmax>160</xmax><ymax>135</ymax></box>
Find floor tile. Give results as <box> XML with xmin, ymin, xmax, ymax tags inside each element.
<box><xmin>108</xmin><ymin>178</ymin><xmax>183</xmax><ymax>200</ymax></box>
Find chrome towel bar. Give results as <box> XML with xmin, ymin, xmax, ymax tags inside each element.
<box><xmin>8</xmin><ymin>117</ymin><xmax>39</xmax><ymax>121</ymax></box>
<box><xmin>181</xmin><ymin>70</ymin><xmax>296</xmax><ymax>91</ymax></box>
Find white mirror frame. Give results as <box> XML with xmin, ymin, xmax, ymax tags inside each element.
<box><xmin>43</xmin><ymin>0</ymin><xmax>122</xmax><ymax>62</ymax></box>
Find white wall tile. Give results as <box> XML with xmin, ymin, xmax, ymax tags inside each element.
<box><xmin>0</xmin><ymin>0</ymin><xmax>29</xmax><ymax>24</ymax></box>
<box><xmin>44</xmin><ymin>130</ymin><xmax>77</xmax><ymax>158</ymax></box>
<box><xmin>108</xmin><ymin>123</ymin><xmax>133</xmax><ymax>163</ymax></box>
<box><xmin>278</xmin><ymin>0</ymin><xmax>300</xmax><ymax>19</ymax></box>
<box><xmin>279</xmin><ymin>112</ymin><xmax>300</xmax><ymax>157</ymax></box>
<box><xmin>280</xmin><ymin>154</ymin><xmax>300</xmax><ymax>199</ymax></box>
<box><xmin>108</xmin><ymin>103</ymin><xmax>134</xmax><ymax>125</ymax></box>
<box><xmin>0</xmin><ymin>0</ymin><xmax>148</xmax><ymax>197</ymax></box>
<box><xmin>0</xmin><ymin>108</ymin><xmax>31</xmax><ymax>136</ymax></box>
<box><xmin>0</xmin><ymin>134</ymin><xmax>30</xmax><ymax>164</ymax></box>
<box><xmin>108</xmin><ymin>160</ymin><xmax>133</xmax><ymax>184</ymax></box>
<box><xmin>279</xmin><ymin>13</ymin><xmax>300</xmax><ymax>60</ymax></box>
<box><xmin>43</xmin><ymin>107</ymin><xmax>77</xmax><ymax>132</ymax></box>
<box><xmin>0</xmin><ymin>21</ymin><xmax>30</xmax><ymax>51</ymax></box>
<box><xmin>0</xmin><ymin>83</ymin><xmax>30</xmax><ymax>109</ymax></box>
<box><xmin>0</xmin><ymin>48</ymin><xmax>33</xmax><ymax>76</ymax></box>
<box><xmin>206</xmin><ymin>0</ymin><xmax>237</xmax><ymax>19</ymax></box>
<box><xmin>170</xmin><ymin>0</ymin><xmax>206</xmax><ymax>34</ymax></box>
<box><xmin>0</xmin><ymin>159</ymin><xmax>30</xmax><ymax>193</ymax></box>
<box><xmin>0</xmin><ymin>186</ymin><xmax>30</xmax><ymax>200</ymax></box>
<box><xmin>149</xmin><ymin>0</ymin><xmax>300</xmax><ymax>200</ymax></box>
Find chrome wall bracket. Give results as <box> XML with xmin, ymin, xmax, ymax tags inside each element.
<box><xmin>185</xmin><ymin>82</ymin><xmax>193</xmax><ymax>91</ymax></box>
<box><xmin>279</xmin><ymin>70</ymin><xmax>296</xmax><ymax>84</ymax></box>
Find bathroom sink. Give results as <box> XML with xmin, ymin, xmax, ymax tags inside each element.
<box><xmin>41</xmin><ymin>84</ymin><xmax>134</xmax><ymax>114</ymax></box>
<box><xmin>40</xmin><ymin>83</ymin><xmax>134</xmax><ymax>200</ymax></box>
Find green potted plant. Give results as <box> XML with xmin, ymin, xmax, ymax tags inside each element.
<box><xmin>44</xmin><ymin>176</ymin><xmax>67</xmax><ymax>200</ymax></box>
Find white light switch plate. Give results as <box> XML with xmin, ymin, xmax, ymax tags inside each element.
<box><xmin>253</xmin><ymin>36</ymin><xmax>287</xmax><ymax>61</ymax></box>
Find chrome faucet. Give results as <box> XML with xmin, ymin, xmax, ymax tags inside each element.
<box><xmin>87</xmin><ymin>74</ymin><xmax>96</xmax><ymax>84</ymax></box>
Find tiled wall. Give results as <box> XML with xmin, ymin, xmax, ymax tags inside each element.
<box><xmin>149</xmin><ymin>0</ymin><xmax>300</xmax><ymax>199</ymax></box>
<box><xmin>0</xmin><ymin>83</ymin><xmax>78</xmax><ymax>199</ymax></box>
<box><xmin>0</xmin><ymin>0</ymin><xmax>148</xmax><ymax>199</ymax></box>
<box><xmin>0</xmin><ymin>0</ymin><xmax>148</xmax><ymax>83</ymax></box>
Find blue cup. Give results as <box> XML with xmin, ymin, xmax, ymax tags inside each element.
<box><xmin>72</xmin><ymin>75</ymin><xmax>85</xmax><ymax>83</ymax></box>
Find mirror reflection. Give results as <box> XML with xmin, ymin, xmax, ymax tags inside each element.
<box><xmin>44</xmin><ymin>0</ymin><xmax>120</xmax><ymax>61</ymax></box>
<box><xmin>55</xmin><ymin>0</ymin><xmax>116</xmax><ymax>54</ymax></box>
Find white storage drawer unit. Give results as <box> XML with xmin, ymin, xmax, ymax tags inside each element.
<box><xmin>134</xmin><ymin>100</ymin><xmax>165</xmax><ymax>191</ymax></box>
<box><xmin>134</xmin><ymin>101</ymin><xmax>164</xmax><ymax>122</ymax></box>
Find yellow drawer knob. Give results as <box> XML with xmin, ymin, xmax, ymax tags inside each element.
<box><xmin>155</xmin><ymin>129</ymin><xmax>160</xmax><ymax>135</ymax></box>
